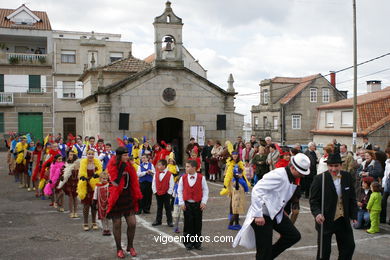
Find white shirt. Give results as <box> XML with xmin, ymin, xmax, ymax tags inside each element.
<box><xmin>137</xmin><ymin>162</ymin><xmax>156</xmax><ymax>177</ymax></box>
<box><xmin>152</xmin><ymin>168</ymin><xmax>174</xmax><ymax>195</ymax></box>
<box><xmin>333</xmin><ymin>176</ymin><xmax>342</xmax><ymax>197</ymax></box>
<box><xmin>177</xmin><ymin>173</ymin><xmax>209</xmax><ymax>206</ymax></box>
<box><xmin>383</xmin><ymin>159</ymin><xmax>390</xmax><ymax>189</ymax></box>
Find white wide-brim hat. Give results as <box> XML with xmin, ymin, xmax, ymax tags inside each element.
<box><xmin>291</xmin><ymin>153</ymin><xmax>311</xmax><ymax>175</ymax></box>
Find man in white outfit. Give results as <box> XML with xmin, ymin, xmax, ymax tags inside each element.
<box><xmin>233</xmin><ymin>153</ymin><xmax>311</xmax><ymax>260</ymax></box>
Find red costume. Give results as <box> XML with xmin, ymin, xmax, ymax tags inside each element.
<box><xmin>275</xmin><ymin>158</ymin><xmax>290</xmax><ymax>169</ymax></box>
<box><xmin>106</xmin><ymin>157</ymin><xmax>142</xmax><ymax>215</ymax></box>
<box><xmin>182</xmin><ymin>173</ymin><xmax>203</xmax><ymax>202</ymax></box>
<box><xmin>155</xmin><ymin>171</ymin><xmax>172</xmax><ymax>195</ymax></box>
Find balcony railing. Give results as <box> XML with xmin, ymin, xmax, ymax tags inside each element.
<box><xmin>6</xmin><ymin>53</ymin><xmax>49</xmax><ymax>65</ymax></box>
<box><xmin>0</xmin><ymin>93</ymin><xmax>14</xmax><ymax>105</ymax></box>
<box><xmin>27</xmin><ymin>88</ymin><xmax>44</xmax><ymax>93</ymax></box>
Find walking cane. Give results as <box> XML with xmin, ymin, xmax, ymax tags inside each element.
<box><xmin>320</xmin><ymin>172</ymin><xmax>325</xmax><ymax>259</ymax></box>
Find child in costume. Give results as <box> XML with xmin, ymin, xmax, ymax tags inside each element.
<box><xmin>107</xmin><ymin>146</ymin><xmax>142</xmax><ymax>258</ymax></box>
<box><xmin>366</xmin><ymin>181</ymin><xmax>382</xmax><ymax>234</ymax></box>
<box><xmin>131</xmin><ymin>138</ymin><xmax>140</xmax><ymax>166</ymax></box>
<box><xmin>77</xmin><ymin>149</ymin><xmax>102</xmax><ymax>231</ymax></box>
<box><xmin>44</xmin><ymin>154</ymin><xmax>65</xmax><ymax>211</ymax></box>
<box><xmin>24</xmin><ymin>140</ymin><xmax>36</xmax><ymax>191</ymax></box>
<box><xmin>220</xmin><ymin>151</ymin><xmax>250</xmax><ymax>230</ymax></box>
<box><xmin>96</xmin><ymin>138</ymin><xmax>106</xmax><ymax>157</ymax></box>
<box><xmin>99</xmin><ymin>143</ymin><xmax>115</xmax><ymax>170</ymax></box>
<box><xmin>73</xmin><ymin>137</ymin><xmax>86</xmax><ymax>159</ymax></box>
<box><xmin>152</xmin><ymin>159</ymin><xmax>174</xmax><ymax>227</ymax></box>
<box><xmin>189</xmin><ymin>151</ymin><xmax>201</xmax><ymax>173</ymax></box>
<box><xmin>168</xmin><ymin>158</ymin><xmax>180</xmax><ymax>209</ymax></box>
<box><xmin>14</xmin><ymin>136</ymin><xmax>28</xmax><ymax>186</ymax></box>
<box><xmin>57</xmin><ymin>150</ymin><xmax>80</xmax><ymax>218</ymax></box>
<box><xmin>31</xmin><ymin>142</ymin><xmax>44</xmax><ymax>197</ymax></box>
<box><xmin>58</xmin><ymin>137</ymin><xmax>68</xmax><ymax>159</ymax></box>
<box><xmin>177</xmin><ymin>160</ymin><xmax>209</xmax><ymax>250</ymax></box>
<box><xmin>137</xmin><ymin>154</ymin><xmax>155</xmax><ymax>214</ymax></box>
<box><xmin>93</xmin><ymin>171</ymin><xmax>111</xmax><ymax>236</ymax></box>
<box><xmin>7</xmin><ymin>134</ymin><xmax>18</xmax><ymax>176</ymax></box>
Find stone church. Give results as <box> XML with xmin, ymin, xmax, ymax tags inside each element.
<box><xmin>79</xmin><ymin>2</ymin><xmax>244</xmax><ymax>163</ymax></box>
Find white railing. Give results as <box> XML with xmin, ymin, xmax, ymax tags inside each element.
<box><xmin>7</xmin><ymin>53</ymin><xmax>48</xmax><ymax>64</ymax></box>
<box><xmin>0</xmin><ymin>93</ymin><xmax>14</xmax><ymax>105</ymax></box>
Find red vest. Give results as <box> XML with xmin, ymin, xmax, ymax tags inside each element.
<box><xmin>182</xmin><ymin>173</ymin><xmax>203</xmax><ymax>202</ymax></box>
<box><xmin>156</xmin><ymin>170</ymin><xmax>172</xmax><ymax>195</ymax></box>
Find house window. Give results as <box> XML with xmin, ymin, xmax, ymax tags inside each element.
<box><xmin>110</xmin><ymin>52</ymin><xmax>123</xmax><ymax>63</ymax></box>
<box><xmin>28</xmin><ymin>75</ymin><xmax>41</xmax><ymax>93</ymax></box>
<box><xmin>0</xmin><ymin>113</ymin><xmax>4</xmax><ymax>132</ymax></box>
<box><xmin>325</xmin><ymin>112</ymin><xmax>334</xmax><ymax>127</ymax></box>
<box><xmin>273</xmin><ymin>116</ymin><xmax>278</xmax><ymax>130</ymax></box>
<box><xmin>263</xmin><ymin>89</ymin><xmax>269</xmax><ymax>104</ymax></box>
<box><xmin>61</xmin><ymin>50</ymin><xmax>76</xmax><ymax>63</ymax></box>
<box><xmin>292</xmin><ymin>115</ymin><xmax>301</xmax><ymax>129</ymax></box>
<box><xmin>63</xmin><ymin>81</ymin><xmax>75</xmax><ymax>98</ymax></box>
<box><xmin>310</xmin><ymin>88</ymin><xmax>317</xmax><ymax>102</ymax></box>
<box><xmin>322</xmin><ymin>88</ymin><xmax>330</xmax><ymax>103</ymax></box>
<box><xmin>254</xmin><ymin>116</ymin><xmax>259</xmax><ymax>128</ymax></box>
<box><xmin>341</xmin><ymin>111</ymin><xmax>353</xmax><ymax>127</ymax></box>
<box><xmin>0</xmin><ymin>74</ymin><xmax>4</xmax><ymax>92</ymax></box>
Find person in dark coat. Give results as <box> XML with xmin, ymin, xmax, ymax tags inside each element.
<box><xmin>310</xmin><ymin>153</ymin><xmax>357</xmax><ymax>260</ymax></box>
<box><xmin>201</xmin><ymin>139</ymin><xmax>213</xmax><ymax>180</ymax></box>
<box><xmin>303</xmin><ymin>142</ymin><xmax>318</xmax><ymax>198</ymax></box>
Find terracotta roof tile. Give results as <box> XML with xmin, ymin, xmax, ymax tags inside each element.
<box><xmin>317</xmin><ymin>86</ymin><xmax>390</xmax><ymax>109</ymax></box>
<box><xmin>279</xmin><ymin>74</ymin><xmax>321</xmax><ymax>104</ymax></box>
<box><xmin>144</xmin><ymin>53</ymin><xmax>156</xmax><ymax>63</ymax></box>
<box><xmin>0</xmin><ymin>6</ymin><xmax>52</xmax><ymax>30</ymax></box>
<box><xmin>101</xmin><ymin>56</ymin><xmax>151</xmax><ymax>73</ymax></box>
<box><xmin>314</xmin><ymin>86</ymin><xmax>390</xmax><ymax>135</ymax></box>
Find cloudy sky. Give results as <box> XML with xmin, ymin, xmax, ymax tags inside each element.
<box><xmin>8</xmin><ymin>0</ymin><xmax>390</xmax><ymax>121</ymax></box>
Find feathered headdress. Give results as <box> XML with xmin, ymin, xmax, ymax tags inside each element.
<box><xmin>116</xmin><ymin>137</ymin><xmax>125</xmax><ymax>147</ymax></box>
<box><xmin>225</xmin><ymin>140</ymin><xmax>234</xmax><ymax>155</ymax></box>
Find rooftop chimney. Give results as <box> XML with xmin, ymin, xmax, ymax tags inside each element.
<box><xmin>366</xmin><ymin>80</ymin><xmax>381</xmax><ymax>93</ymax></box>
<box><xmin>329</xmin><ymin>71</ymin><xmax>336</xmax><ymax>87</ymax></box>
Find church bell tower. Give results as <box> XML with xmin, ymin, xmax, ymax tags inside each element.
<box><xmin>153</xmin><ymin>1</ymin><xmax>184</xmax><ymax>67</ymax></box>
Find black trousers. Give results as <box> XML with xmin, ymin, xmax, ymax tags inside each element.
<box><xmin>251</xmin><ymin>214</ymin><xmax>301</xmax><ymax>260</ymax></box>
<box><xmin>380</xmin><ymin>191</ymin><xmax>389</xmax><ymax>222</ymax></box>
<box><xmin>155</xmin><ymin>194</ymin><xmax>172</xmax><ymax>224</ymax></box>
<box><xmin>183</xmin><ymin>201</ymin><xmax>202</xmax><ymax>247</ymax></box>
<box><xmin>139</xmin><ymin>181</ymin><xmax>152</xmax><ymax>212</ymax></box>
<box><xmin>317</xmin><ymin>217</ymin><xmax>355</xmax><ymax>260</ymax></box>
<box><xmin>304</xmin><ymin>176</ymin><xmax>313</xmax><ymax>197</ymax></box>
<box><xmin>204</xmin><ymin>161</ymin><xmax>210</xmax><ymax>180</ymax></box>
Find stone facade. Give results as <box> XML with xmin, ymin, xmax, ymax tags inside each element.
<box><xmin>251</xmin><ymin>75</ymin><xmax>347</xmax><ymax>145</ymax></box>
<box><xmin>79</xmin><ymin>2</ymin><xmax>244</xmax><ymax>163</ymax></box>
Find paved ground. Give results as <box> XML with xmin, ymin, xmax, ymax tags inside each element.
<box><xmin>1</xmin><ymin>151</ymin><xmax>389</xmax><ymax>260</ymax></box>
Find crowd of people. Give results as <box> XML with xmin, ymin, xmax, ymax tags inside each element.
<box><xmin>4</xmin><ymin>132</ymin><xmax>390</xmax><ymax>259</ymax></box>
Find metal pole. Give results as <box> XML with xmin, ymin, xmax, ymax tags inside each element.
<box><xmin>352</xmin><ymin>0</ymin><xmax>358</xmax><ymax>153</ymax></box>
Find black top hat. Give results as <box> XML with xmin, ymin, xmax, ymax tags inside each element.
<box><xmin>116</xmin><ymin>146</ymin><xmax>128</xmax><ymax>156</ymax></box>
<box><xmin>326</xmin><ymin>153</ymin><xmax>343</xmax><ymax>164</ymax></box>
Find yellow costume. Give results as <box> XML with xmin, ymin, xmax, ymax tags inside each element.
<box><xmin>77</xmin><ymin>158</ymin><xmax>102</xmax><ymax>200</ymax></box>
<box><xmin>220</xmin><ymin>160</ymin><xmax>250</xmax><ymax>196</ymax></box>
<box><xmin>15</xmin><ymin>142</ymin><xmax>28</xmax><ymax>164</ymax></box>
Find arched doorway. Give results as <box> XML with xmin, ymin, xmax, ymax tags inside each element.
<box><xmin>157</xmin><ymin>118</ymin><xmax>183</xmax><ymax>165</ymax></box>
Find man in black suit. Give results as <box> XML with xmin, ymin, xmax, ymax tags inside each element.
<box><xmin>309</xmin><ymin>153</ymin><xmax>357</xmax><ymax>260</ymax></box>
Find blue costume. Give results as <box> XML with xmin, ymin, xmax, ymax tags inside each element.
<box><xmin>101</xmin><ymin>151</ymin><xmax>116</xmax><ymax>170</ymax></box>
